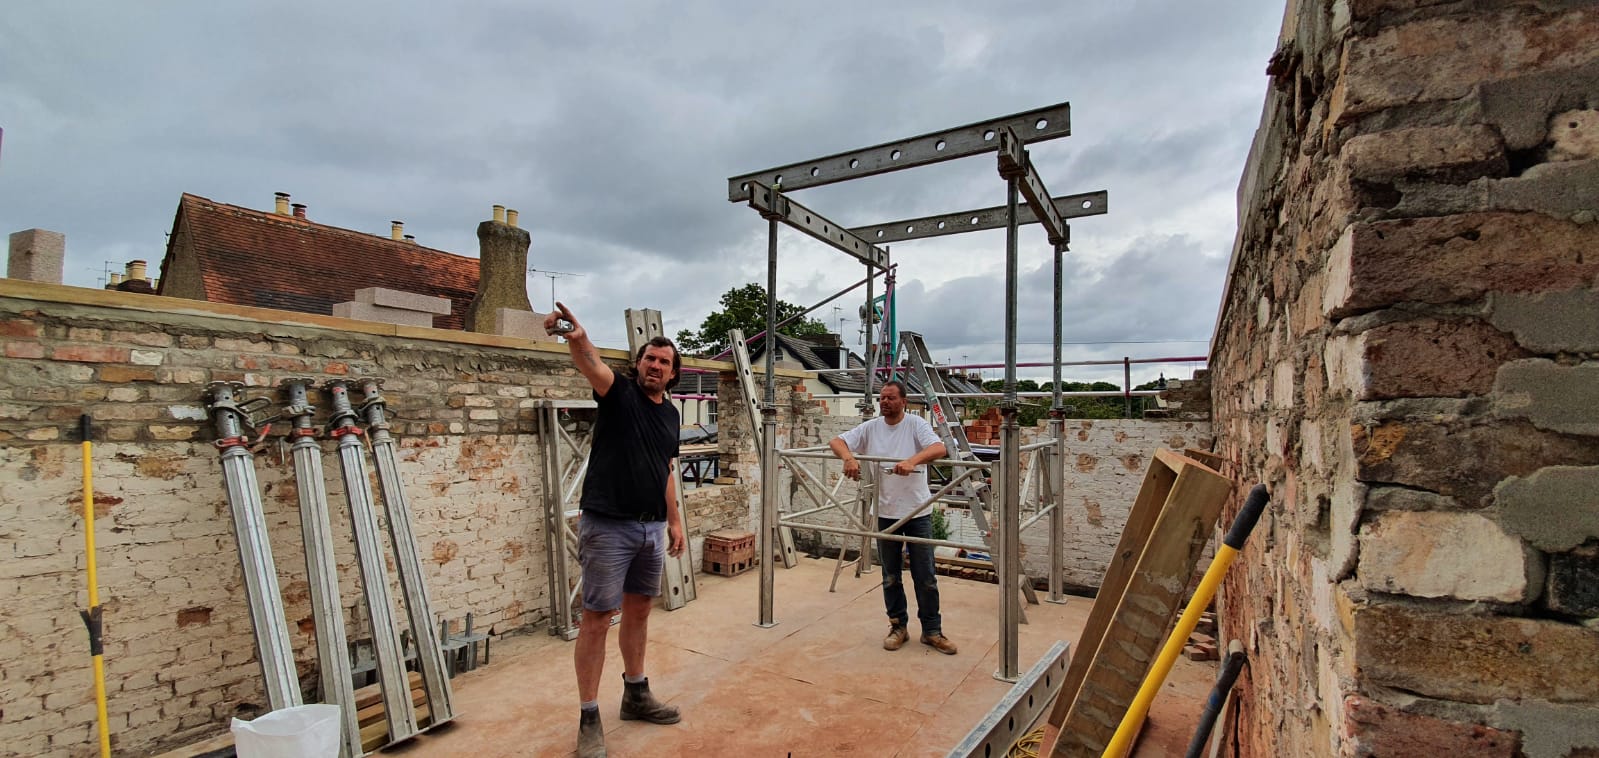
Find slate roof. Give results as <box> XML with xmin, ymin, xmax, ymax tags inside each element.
<box><xmin>747</xmin><ymin>334</ymin><xmax>967</xmax><ymax>408</ymax></box>
<box><xmin>157</xmin><ymin>193</ymin><xmax>480</xmax><ymax>329</ymax></box>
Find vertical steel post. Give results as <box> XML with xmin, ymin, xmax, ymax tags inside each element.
<box><xmin>358</xmin><ymin>379</ymin><xmax>455</xmax><ymax>725</ymax></box>
<box><xmin>1049</xmin><ymin>239</ymin><xmax>1068</xmax><ymax>604</ymax></box>
<box><xmin>279</xmin><ymin>379</ymin><xmax>362</xmax><ymax>758</ymax></box>
<box><xmin>324</xmin><ymin>380</ymin><xmax>417</xmax><ymax>741</ymax></box>
<box><xmin>997</xmin><ymin>178</ymin><xmax>1022</xmax><ymax>682</ymax></box>
<box><xmin>758</xmin><ymin>208</ymin><xmax>779</xmax><ymax>627</ymax></box>
<box><xmin>539</xmin><ymin>403</ymin><xmax>576</xmax><ymax>638</ymax></box>
<box><xmin>1124</xmin><ymin>356</ymin><xmax>1133</xmax><ymax>418</ymax></box>
<box><xmin>203</xmin><ymin>382</ymin><xmax>303</xmax><ymax>711</ymax></box>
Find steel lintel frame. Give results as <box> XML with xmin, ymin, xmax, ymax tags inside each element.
<box><xmin>728</xmin><ymin>102</ymin><xmax>1071</xmax><ymax>201</ymax></box>
<box><xmin>945</xmin><ymin>640</ymin><xmax>1071</xmax><ymax>758</ymax></box>
<box><xmin>849</xmin><ymin>190</ymin><xmax>1107</xmax><ymax>245</ymax></box>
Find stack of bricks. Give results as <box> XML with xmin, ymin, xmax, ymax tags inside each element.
<box><xmin>963</xmin><ymin>406</ymin><xmax>1001</xmax><ymax>445</ymax></box>
<box><xmin>1183</xmin><ymin>610</ymin><xmax>1219</xmax><ymax>662</ymax></box>
<box><xmin>703</xmin><ymin>530</ymin><xmax>755</xmax><ymax>576</ymax></box>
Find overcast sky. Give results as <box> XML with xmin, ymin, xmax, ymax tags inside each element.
<box><xmin>1</xmin><ymin>1</ymin><xmax>1283</xmax><ymax>388</ymax></box>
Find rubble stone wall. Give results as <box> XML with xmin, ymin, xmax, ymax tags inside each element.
<box><xmin>1211</xmin><ymin>1</ymin><xmax>1599</xmax><ymax>755</ymax></box>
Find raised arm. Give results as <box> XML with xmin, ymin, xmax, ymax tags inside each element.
<box><xmin>545</xmin><ymin>301</ymin><xmax>615</xmax><ymax>397</ymax></box>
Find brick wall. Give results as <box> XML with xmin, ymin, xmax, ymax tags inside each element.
<box><xmin>0</xmin><ymin>281</ymin><xmax>790</xmax><ymax>756</ymax></box>
<box><xmin>1212</xmin><ymin>1</ymin><xmax>1599</xmax><ymax>755</ymax></box>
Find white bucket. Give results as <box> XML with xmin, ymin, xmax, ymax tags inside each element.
<box><xmin>230</xmin><ymin>704</ymin><xmax>342</xmax><ymax>758</ymax></box>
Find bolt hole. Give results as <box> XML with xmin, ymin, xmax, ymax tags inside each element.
<box><xmin>850</xmin><ymin>159</ymin><xmax>860</xmax><ymax>168</ymax></box>
<box><xmin>905</xmin><ymin>225</ymin><xmax>915</xmax><ymax>233</ymax></box>
<box><xmin>970</xmin><ymin>216</ymin><xmax>980</xmax><ymax>224</ymax></box>
<box><xmin>876</xmin><ymin>230</ymin><xmax>884</xmax><ymax>238</ymax></box>
<box><xmin>1082</xmin><ymin>200</ymin><xmax>1093</xmax><ymax>209</ymax></box>
<box><xmin>983</xmin><ymin>130</ymin><xmax>996</xmax><ymax>141</ymax></box>
<box><xmin>1035</xmin><ymin>118</ymin><xmax>1048</xmax><ymax>130</ymax></box>
<box><xmin>810</xmin><ymin>167</ymin><xmax>820</xmax><ymax>177</ymax></box>
<box><xmin>935</xmin><ymin>140</ymin><xmax>946</xmax><ymax>151</ymax></box>
<box><xmin>936</xmin><ymin>221</ymin><xmax>946</xmax><ymax>229</ymax></box>
<box><xmin>890</xmin><ymin>149</ymin><xmax>902</xmax><ymax>161</ymax></box>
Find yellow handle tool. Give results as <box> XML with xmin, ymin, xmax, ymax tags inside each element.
<box><xmin>1102</xmin><ymin>484</ymin><xmax>1270</xmax><ymax>758</ymax></box>
<box><xmin>80</xmin><ymin>415</ymin><xmax>112</xmax><ymax>757</ymax></box>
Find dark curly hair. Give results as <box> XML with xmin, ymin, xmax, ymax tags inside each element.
<box><xmin>631</xmin><ymin>335</ymin><xmax>681</xmax><ymax>392</ymax></box>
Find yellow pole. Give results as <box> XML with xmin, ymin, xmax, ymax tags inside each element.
<box><xmin>1102</xmin><ymin>484</ymin><xmax>1269</xmax><ymax>758</ymax></box>
<box><xmin>80</xmin><ymin>415</ymin><xmax>112</xmax><ymax>758</ymax></box>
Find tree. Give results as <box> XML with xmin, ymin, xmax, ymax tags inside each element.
<box><xmin>674</xmin><ymin>283</ymin><xmax>829</xmax><ymax>357</ymax></box>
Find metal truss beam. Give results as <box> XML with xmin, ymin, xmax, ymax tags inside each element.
<box><xmin>728</xmin><ymin>102</ymin><xmax>1071</xmax><ymax>201</ymax></box>
<box><xmin>946</xmin><ymin>641</ymin><xmax>1070</xmax><ymax>758</ymax></box>
<box><xmin>849</xmin><ymin>190</ymin><xmax>1107</xmax><ymax>244</ymax></box>
<box><xmin>745</xmin><ymin>182</ymin><xmax>890</xmax><ymax>270</ymax></box>
<box><xmin>998</xmin><ymin>128</ymin><xmax>1068</xmax><ymax>244</ymax></box>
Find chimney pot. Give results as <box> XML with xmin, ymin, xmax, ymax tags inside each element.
<box><xmin>391</xmin><ymin>221</ymin><xmax>404</xmax><ymax>240</ymax></box>
<box><xmin>291</xmin><ymin>203</ymin><xmax>307</xmax><ymax>219</ymax></box>
<box><xmin>506</xmin><ymin>209</ymin><xmax>519</xmax><ymax>227</ymax></box>
<box><xmin>492</xmin><ymin>205</ymin><xmax>506</xmax><ymax>224</ymax></box>
<box><xmin>125</xmin><ymin>260</ymin><xmax>148</xmax><ymax>282</ymax></box>
<box><xmin>274</xmin><ymin>192</ymin><xmax>291</xmax><ymax>215</ymax></box>
<box><xmin>109</xmin><ymin>273</ymin><xmax>124</xmax><ymax>286</ymax></box>
<box><xmin>404</xmin><ymin>234</ymin><xmax>416</xmax><ymax>243</ymax></box>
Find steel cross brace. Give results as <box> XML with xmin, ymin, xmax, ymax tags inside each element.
<box><xmin>744</xmin><ymin>181</ymin><xmax>889</xmax><ymax>270</ymax></box>
<box><xmin>728</xmin><ymin>102</ymin><xmax>1071</xmax><ymax>201</ymax></box>
<box><xmin>849</xmin><ymin>190</ymin><xmax>1108</xmax><ymax>244</ymax></box>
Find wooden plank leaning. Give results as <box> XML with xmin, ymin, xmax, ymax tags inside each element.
<box><xmin>1037</xmin><ymin>449</ymin><xmax>1233</xmax><ymax>757</ymax></box>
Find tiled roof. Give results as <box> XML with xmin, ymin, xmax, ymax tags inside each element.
<box><xmin>159</xmin><ymin>193</ymin><xmax>480</xmax><ymax>329</ymax></box>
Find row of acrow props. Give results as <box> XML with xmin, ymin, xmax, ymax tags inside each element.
<box><xmin>725</xmin><ymin>100</ymin><xmax>1109</xmax><ymax>674</ymax></box>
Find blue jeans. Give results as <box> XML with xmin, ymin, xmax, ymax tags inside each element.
<box><xmin>878</xmin><ymin>515</ymin><xmax>941</xmax><ymax>635</ymax></box>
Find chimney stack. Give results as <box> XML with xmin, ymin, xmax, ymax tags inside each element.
<box><xmin>6</xmin><ymin>229</ymin><xmax>66</xmax><ymax>284</ymax></box>
<box><xmin>115</xmin><ymin>259</ymin><xmax>155</xmax><ymax>294</ymax></box>
<box><xmin>274</xmin><ymin>192</ymin><xmax>291</xmax><ymax>215</ymax></box>
<box><xmin>467</xmin><ymin>207</ymin><xmax>534</xmax><ymax>333</ymax></box>
<box><xmin>506</xmin><ymin>209</ymin><xmax>519</xmax><ymax>227</ymax></box>
<box><xmin>292</xmin><ymin>203</ymin><xmax>307</xmax><ymax>219</ymax></box>
<box><xmin>391</xmin><ymin>221</ymin><xmax>404</xmax><ymax>240</ymax></box>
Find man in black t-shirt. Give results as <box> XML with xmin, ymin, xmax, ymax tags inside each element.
<box><xmin>544</xmin><ymin>302</ymin><xmax>685</xmax><ymax>758</ymax></box>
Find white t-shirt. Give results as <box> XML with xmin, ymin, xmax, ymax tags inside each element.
<box><xmin>838</xmin><ymin>413</ymin><xmax>943</xmax><ymax>519</ymax></box>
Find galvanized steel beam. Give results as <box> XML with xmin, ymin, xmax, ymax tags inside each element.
<box><xmin>745</xmin><ymin>182</ymin><xmax>890</xmax><ymax>270</ymax></box>
<box><xmin>728</xmin><ymin>102</ymin><xmax>1071</xmax><ymax>201</ymax></box>
<box><xmin>848</xmin><ymin>190</ymin><xmax>1106</xmax><ymax>244</ymax></box>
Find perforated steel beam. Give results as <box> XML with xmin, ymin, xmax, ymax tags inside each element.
<box><xmin>728</xmin><ymin>102</ymin><xmax>1071</xmax><ymax>201</ymax></box>
<box><xmin>849</xmin><ymin>190</ymin><xmax>1107</xmax><ymax>244</ymax></box>
<box><xmin>998</xmin><ymin>128</ymin><xmax>1069</xmax><ymax>244</ymax></box>
<box><xmin>745</xmin><ymin>181</ymin><xmax>890</xmax><ymax>269</ymax></box>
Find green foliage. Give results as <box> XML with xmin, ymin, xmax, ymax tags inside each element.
<box><xmin>930</xmin><ymin>508</ymin><xmax>950</xmax><ymax>541</ymax></box>
<box><xmin>673</xmin><ymin>283</ymin><xmax>829</xmax><ymax>357</ymax></box>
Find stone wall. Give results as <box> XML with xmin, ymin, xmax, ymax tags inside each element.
<box><xmin>0</xmin><ymin>281</ymin><xmax>793</xmax><ymax>756</ymax></box>
<box><xmin>1212</xmin><ymin>2</ymin><xmax>1599</xmax><ymax>756</ymax></box>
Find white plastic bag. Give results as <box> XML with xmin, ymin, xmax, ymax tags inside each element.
<box><xmin>231</xmin><ymin>704</ymin><xmax>342</xmax><ymax>758</ymax></box>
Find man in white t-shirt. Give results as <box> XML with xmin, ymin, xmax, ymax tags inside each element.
<box><xmin>829</xmin><ymin>380</ymin><xmax>958</xmax><ymax>655</ymax></box>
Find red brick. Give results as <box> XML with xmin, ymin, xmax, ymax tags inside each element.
<box><xmin>1342</xmin><ymin>696</ymin><xmax>1518</xmax><ymax>757</ymax></box>
<box><xmin>1352</xmin><ymin>418</ymin><xmax>1599</xmax><ymax>506</ymax></box>
<box><xmin>1359</xmin><ymin>318</ymin><xmax>1528</xmax><ymax>399</ymax></box>
<box><xmin>0</xmin><ymin>321</ymin><xmax>40</xmax><ymax>338</ymax></box>
<box><xmin>5</xmin><ymin>342</ymin><xmax>45</xmax><ymax>359</ymax></box>
<box><xmin>1328</xmin><ymin>213</ymin><xmax>1599</xmax><ymax>316</ymax></box>
<box><xmin>50</xmin><ymin>345</ymin><xmax>131</xmax><ymax>363</ymax></box>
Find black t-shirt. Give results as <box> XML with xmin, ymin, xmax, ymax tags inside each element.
<box><xmin>579</xmin><ymin>368</ymin><xmax>680</xmax><ymax>521</ymax></box>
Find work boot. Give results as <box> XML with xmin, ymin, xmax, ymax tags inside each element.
<box><xmin>577</xmin><ymin>708</ymin><xmax>606</xmax><ymax>758</ymax></box>
<box><xmin>620</xmin><ymin>677</ymin><xmax>681</xmax><ymax>724</ymax></box>
<box><xmin>921</xmin><ymin>632</ymin><xmax>958</xmax><ymax>655</ymax></box>
<box><xmin>884</xmin><ymin>623</ymin><xmax>909</xmax><ymax>651</ymax></box>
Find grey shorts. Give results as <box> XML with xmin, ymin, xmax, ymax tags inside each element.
<box><xmin>578</xmin><ymin>514</ymin><xmax>665</xmax><ymax>612</ymax></box>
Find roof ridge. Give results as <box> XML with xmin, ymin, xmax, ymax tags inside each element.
<box><xmin>179</xmin><ymin>193</ymin><xmax>478</xmax><ymax>262</ymax></box>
